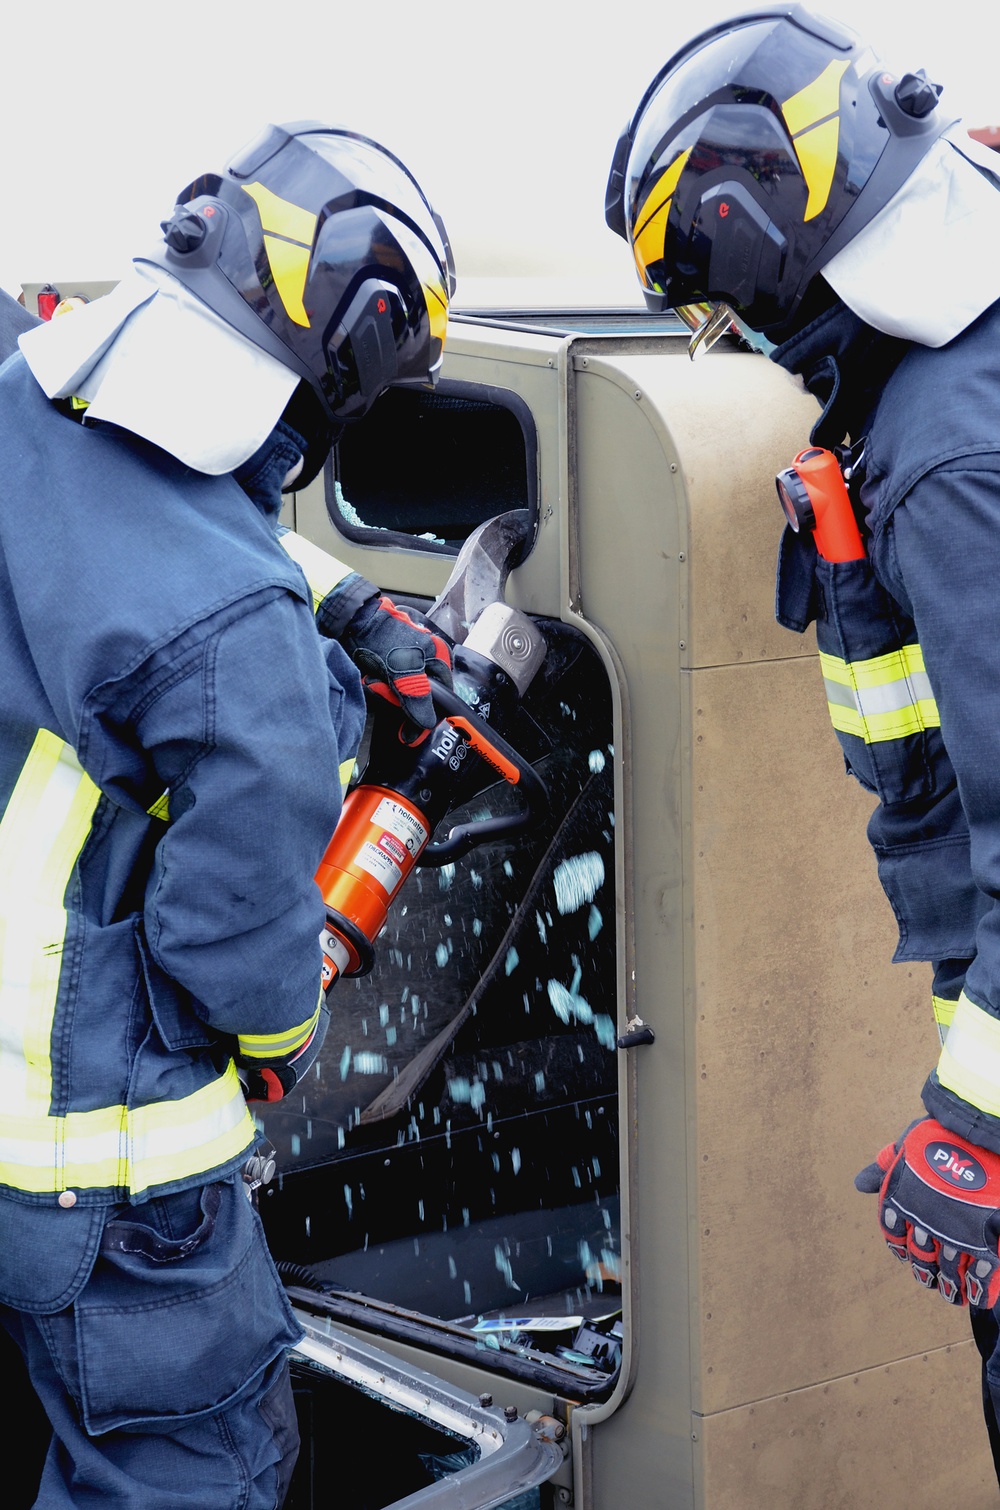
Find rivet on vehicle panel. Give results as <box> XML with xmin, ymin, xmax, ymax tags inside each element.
<box><xmin>634</xmin><ymin>389</ymin><xmax>642</xmax><ymax>400</ymax></box>
<box><xmin>670</xmin><ymin>463</ymin><xmax>678</xmax><ymax>472</ymax></box>
<box><xmin>678</xmin><ymin>552</ymin><xmax>685</xmax><ymax>561</ymax></box>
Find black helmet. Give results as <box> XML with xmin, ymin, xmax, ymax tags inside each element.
<box><xmin>139</xmin><ymin>121</ymin><xmax>455</xmax><ymax>423</ymax></box>
<box><xmin>605</xmin><ymin>5</ymin><xmax>957</xmax><ymax>336</ymax></box>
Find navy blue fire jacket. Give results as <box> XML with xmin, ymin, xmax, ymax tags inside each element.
<box><xmin>776</xmin><ymin>295</ymin><xmax>1000</xmax><ymax>1152</ymax></box>
<box><xmin>0</xmin><ymin>350</ymin><xmax>364</xmax><ymax>1208</ymax></box>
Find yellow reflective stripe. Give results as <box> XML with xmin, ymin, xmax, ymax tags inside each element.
<box><xmin>261</xmin><ymin>234</ymin><xmax>311</xmax><ymax>328</ymax></box>
<box><xmin>278</xmin><ymin>531</ymin><xmax>354</xmax><ymax>611</ymax></box>
<box><xmin>241</xmin><ymin>182</ymin><xmax>317</xmax><ymax>328</ymax></box>
<box><xmin>340</xmin><ymin>757</ymin><xmax>356</xmax><ymax>792</ymax></box>
<box><xmin>782</xmin><ymin>59</ymin><xmax>849</xmax><ymax>137</ymax></box>
<box><xmin>0</xmin><ymin>732</ymin><xmax>101</xmax><ymax>1112</ymax></box>
<box><xmin>0</xmin><ymin>736</ymin><xmax>254</xmax><ymax>1197</ymax></box>
<box><xmin>821</xmin><ymin>643</ymin><xmax>928</xmax><ymax>692</ymax></box>
<box><xmin>826</xmin><ymin>701</ymin><xmax>941</xmax><ymax>742</ymax></box>
<box><xmin>937</xmin><ymin>992</ymin><xmax>1000</xmax><ymax>1117</ymax></box>
<box><xmin>129</xmin><ymin>1062</ymin><xmax>254</xmax><ymax>1195</ymax></box>
<box><xmin>0</xmin><ymin>1061</ymin><xmax>253</xmax><ymax>1197</ymax></box>
<box><xmin>238</xmin><ymin>1002</ymin><xmax>321</xmax><ymax>1061</ymax></box>
<box><xmin>819</xmin><ymin>645</ymin><xmax>940</xmax><ymax>744</ymax></box>
<box><xmin>933</xmin><ymin>994</ymin><xmax>958</xmax><ymax>1047</ymax></box>
<box><xmin>633</xmin><ymin>148</ymin><xmax>692</xmax><ymax>279</ymax></box>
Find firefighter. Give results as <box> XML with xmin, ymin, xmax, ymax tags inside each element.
<box><xmin>0</xmin><ymin>122</ymin><xmax>453</xmax><ymax>1508</ymax></box>
<box><xmin>605</xmin><ymin>3</ymin><xmax>1000</xmax><ymax>1481</ymax></box>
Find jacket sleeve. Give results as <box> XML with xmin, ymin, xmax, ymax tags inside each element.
<box><xmin>126</xmin><ymin>586</ymin><xmax>365</xmax><ymax>1052</ymax></box>
<box><xmin>276</xmin><ymin>525</ymin><xmax>378</xmax><ymax>642</ymax></box>
<box><xmin>882</xmin><ymin>458</ymin><xmax>1000</xmax><ymax>1151</ymax></box>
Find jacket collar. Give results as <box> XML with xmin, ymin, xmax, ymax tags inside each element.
<box><xmin>232</xmin><ymin>421</ymin><xmax>306</xmax><ymax>523</ymax></box>
<box><xmin>771</xmin><ymin>296</ymin><xmax>910</xmax><ymax>449</ymax></box>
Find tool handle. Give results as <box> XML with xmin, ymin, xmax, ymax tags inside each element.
<box><xmin>419</xmin><ymin>684</ymin><xmax>549</xmax><ymax>864</ymax></box>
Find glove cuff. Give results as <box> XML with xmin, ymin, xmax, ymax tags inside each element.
<box><xmin>316</xmin><ymin>573</ymin><xmax>379</xmax><ymax>641</ymax></box>
<box><xmin>923</xmin><ymin>1073</ymin><xmax>1000</xmax><ymax>1157</ymax></box>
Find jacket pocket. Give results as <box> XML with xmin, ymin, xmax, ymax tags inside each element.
<box><xmin>69</xmin><ymin>1178</ymin><xmax>302</xmax><ymax>1435</ymax></box>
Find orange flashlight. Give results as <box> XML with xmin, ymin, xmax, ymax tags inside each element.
<box><xmin>775</xmin><ymin>448</ymin><xmax>865</xmax><ymax>563</ymax></box>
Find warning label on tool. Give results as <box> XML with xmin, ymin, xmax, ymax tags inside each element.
<box><xmin>371</xmin><ymin>798</ymin><xmax>428</xmax><ymax>855</ymax></box>
<box><xmin>377</xmin><ymin>831</ymin><xmax>408</xmax><ymax>867</ymax></box>
<box><xmin>354</xmin><ymin>839</ymin><xmax>403</xmax><ymax>895</ymax></box>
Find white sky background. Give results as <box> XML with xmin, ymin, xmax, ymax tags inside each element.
<box><xmin>1</xmin><ymin>0</ymin><xmax>997</xmax><ymax>302</ymax></box>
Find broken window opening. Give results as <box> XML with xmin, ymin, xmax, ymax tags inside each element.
<box><xmin>327</xmin><ymin>383</ymin><xmax>538</xmax><ymax>555</ymax></box>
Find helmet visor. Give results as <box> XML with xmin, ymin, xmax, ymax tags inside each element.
<box><xmin>304</xmin><ymin>132</ymin><xmax>448</xmax><ymax>267</ymax></box>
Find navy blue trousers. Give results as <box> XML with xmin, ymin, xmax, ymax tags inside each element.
<box><xmin>0</xmin><ymin>1178</ymin><xmax>301</xmax><ymax>1509</ymax></box>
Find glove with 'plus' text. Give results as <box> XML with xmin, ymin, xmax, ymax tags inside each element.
<box><xmin>855</xmin><ymin>1117</ymin><xmax>1000</xmax><ymax>1307</ymax></box>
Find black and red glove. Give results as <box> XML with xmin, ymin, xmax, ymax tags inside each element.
<box><xmin>855</xmin><ymin>1117</ymin><xmax>1000</xmax><ymax>1306</ymax></box>
<box><xmin>316</xmin><ymin>572</ymin><xmax>452</xmax><ymax>735</ymax></box>
<box><xmin>238</xmin><ymin>999</ymin><xmax>330</xmax><ymax>1104</ymax></box>
<box><xmin>340</xmin><ymin>592</ymin><xmax>452</xmax><ymax>734</ymax></box>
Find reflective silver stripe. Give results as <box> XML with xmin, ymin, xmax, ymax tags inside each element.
<box><xmin>818</xmin><ymin>645</ymin><xmax>940</xmax><ymax>744</ymax></box>
<box><xmin>823</xmin><ymin>669</ymin><xmax>936</xmax><ymax>716</ymax></box>
<box><xmin>0</xmin><ymin>1060</ymin><xmax>253</xmax><ymax>1195</ymax></box>
<box><xmin>932</xmin><ymin>994</ymin><xmax>958</xmax><ymax>1048</ymax></box>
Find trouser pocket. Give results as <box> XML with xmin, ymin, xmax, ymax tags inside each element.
<box><xmin>46</xmin><ymin>1178</ymin><xmax>302</xmax><ymax>1436</ymax></box>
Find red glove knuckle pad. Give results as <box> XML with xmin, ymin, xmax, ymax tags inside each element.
<box><xmin>877</xmin><ymin>1119</ymin><xmax>1000</xmax><ymax>1308</ymax></box>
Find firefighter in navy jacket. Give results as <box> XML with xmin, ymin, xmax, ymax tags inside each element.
<box><xmin>606</xmin><ymin>5</ymin><xmax>1000</xmax><ymax>1484</ymax></box>
<box><xmin>0</xmin><ymin>122</ymin><xmax>454</xmax><ymax>1509</ymax></box>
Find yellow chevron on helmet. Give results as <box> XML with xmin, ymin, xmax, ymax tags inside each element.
<box><xmin>782</xmin><ymin>60</ymin><xmax>850</xmax><ymax>221</ymax></box>
<box><xmin>240</xmin><ymin>181</ymin><xmax>317</xmax><ymax>328</ymax></box>
<box><xmin>632</xmin><ymin>148</ymin><xmax>692</xmax><ymax>292</ymax></box>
